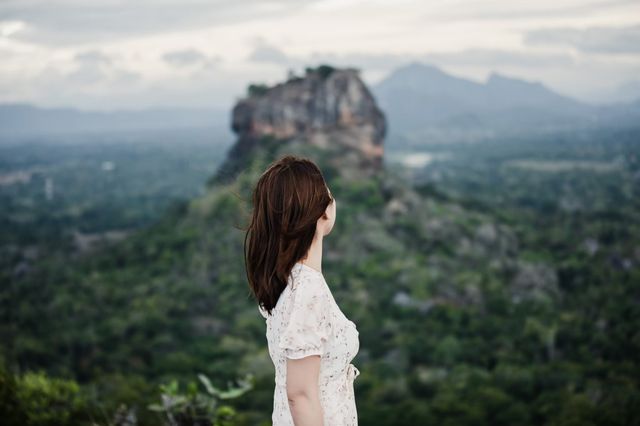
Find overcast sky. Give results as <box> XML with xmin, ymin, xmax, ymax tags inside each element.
<box><xmin>1</xmin><ymin>0</ymin><xmax>639</xmax><ymax>110</ymax></box>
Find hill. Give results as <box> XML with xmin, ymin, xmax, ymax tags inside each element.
<box><xmin>373</xmin><ymin>61</ymin><xmax>640</xmax><ymax>147</ymax></box>
<box><xmin>0</xmin><ymin>103</ymin><xmax>231</xmax><ymax>139</ymax></box>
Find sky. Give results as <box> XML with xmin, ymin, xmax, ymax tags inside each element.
<box><xmin>1</xmin><ymin>0</ymin><xmax>639</xmax><ymax>111</ymax></box>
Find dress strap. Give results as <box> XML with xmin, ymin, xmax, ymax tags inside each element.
<box><xmin>339</xmin><ymin>363</ymin><xmax>360</xmax><ymax>396</ymax></box>
<box><xmin>347</xmin><ymin>363</ymin><xmax>360</xmax><ymax>381</ymax></box>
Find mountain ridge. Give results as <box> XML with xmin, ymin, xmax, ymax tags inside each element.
<box><xmin>372</xmin><ymin>61</ymin><xmax>602</xmax><ymax>146</ymax></box>
<box><xmin>0</xmin><ymin>103</ymin><xmax>231</xmax><ymax>138</ymax></box>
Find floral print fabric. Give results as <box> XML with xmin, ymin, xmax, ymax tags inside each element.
<box><xmin>259</xmin><ymin>262</ymin><xmax>361</xmax><ymax>425</ymax></box>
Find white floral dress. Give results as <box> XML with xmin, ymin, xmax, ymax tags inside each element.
<box><xmin>258</xmin><ymin>262</ymin><xmax>361</xmax><ymax>425</ymax></box>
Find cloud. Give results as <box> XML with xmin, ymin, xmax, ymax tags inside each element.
<box><xmin>424</xmin><ymin>48</ymin><xmax>576</xmax><ymax>67</ymax></box>
<box><xmin>0</xmin><ymin>0</ymin><xmax>318</xmax><ymax>46</ymax></box>
<box><xmin>248</xmin><ymin>44</ymin><xmax>290</xmax><ymax>64</ymax></box>
<box><xmin>51</xmin><ymin>49</ymin><xmax>142</xmax><ymax>88</ymax></box>
<box><xmin>162</xmin><ymin>48</ymin><xmax>222</xmax><ymax>68</ymax></box>
<box><xmin>0</xmin><ymin>20</ymin><xmax>26</xmax><ymax>37</ymax></box>
<box><xmin>425</xmin><ymin>0</ymin><xmax>636</xmax><ymax>22</ymax></box>
<box><xmin>524</xmin><ymin>24</ymin><xmax>640</xmax><ymax>54</ymax></box>
<box><xmin>163</xmin><ymin>49</ymin><xmax>206</xmax><ymax>66</ymax></box>
<box><xmin>75</xmin><ymin>50</ymin><xmax>112</xmax><ymax>65</ymax></box>
<box><xmin>307</xmin><ymin>52</ymin><xmax>414</xmax><ymax>70</ymax></box>
<box><xmin>246</xmin><ymin>41</ymin><xmax>414</xmax><ymax>73</ymax></box>
<box><xmin>65</xmin><ymin>50</ymin><xmax>112</xmax><ymax>84</ymax></box>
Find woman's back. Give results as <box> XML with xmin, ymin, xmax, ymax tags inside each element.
<box><xmin>259</xmin><ymin>262</ymin><xmax>360</xmax><ymax>426</ymax></box>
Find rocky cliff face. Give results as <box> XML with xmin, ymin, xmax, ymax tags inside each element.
<box><xmin>213</xmin><ymin>66</ymin><xmax>387</xmax><ymax>184</ymax></box>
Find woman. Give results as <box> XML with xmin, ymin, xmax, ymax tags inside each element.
<box><xmin>246</xmin><ymin>155</ymin><xmax>361</xmax><ymax>426</ymax></box>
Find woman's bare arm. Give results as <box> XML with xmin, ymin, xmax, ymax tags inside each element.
<box><xmin>285</xmin><ymin>355</ymin><xmax>324</xmax><ymax>426</ymax></box>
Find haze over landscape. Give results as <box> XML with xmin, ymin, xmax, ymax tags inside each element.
<box><xmin>0</xmin><ymin>2</ymin><xmax>639</xmax><ymax>426</ymax></box>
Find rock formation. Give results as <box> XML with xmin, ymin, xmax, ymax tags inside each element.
<box><xmin>212</xmin><ymin>65</ymin><xmax>387</xmax><ymax>184</ymax></box>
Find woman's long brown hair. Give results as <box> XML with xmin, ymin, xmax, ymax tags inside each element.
<box><xmin>245</xmin><ymin>154</ymin><xmax>333</xmax><ymax>316</ymax></box>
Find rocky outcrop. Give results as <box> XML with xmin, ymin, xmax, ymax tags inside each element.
<box><xmin>212</xmin><ymin>66</ymin><xmax>387</xmax><ymax>184</ymax></box>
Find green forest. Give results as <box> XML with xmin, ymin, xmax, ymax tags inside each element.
<box><xmin>1</xmin><ymin>124</ymin><xmax>639</xmax><ymax>425</ymax></box>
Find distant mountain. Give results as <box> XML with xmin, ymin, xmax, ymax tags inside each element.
<box><xmin>0</xmin><ymin>103</ymin><xmax>231</xmax><ymax>139</ymax></box>
<box><xmin>372</xmin><ymin>62</ymin><xmax>637</xmax><ymax>147</ymax></box>
<box><xmin>592</xmin><ymin>96</ymin><xmax>640</xmax><ymax>128</ymax></box>
<box><xmin>602</xmin><ymin>80</ymin><xmax>640</xmax><ymax>103</ymax></box>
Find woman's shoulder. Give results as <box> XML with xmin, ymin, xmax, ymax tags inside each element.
<box><xmin>290</xmin><ymin>262</ymin><xmax>326</xmax><ymax>291</ymax></box>
<box><xmin>257</xmin><ymin>264</ymin><xmax>326</xmax><ymax>319</ymax></box>
<box><xmin>289</xmin><ymin>264</ymin><xmax>336</xmax><ymax>314</ymax></box>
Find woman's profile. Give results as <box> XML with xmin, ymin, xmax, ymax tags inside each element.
<box><xmin>246</xmin><ymin>155</ymin><xmax>360</xmax><ymax>425</ymax></box>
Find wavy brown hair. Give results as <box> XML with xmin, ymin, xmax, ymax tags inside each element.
<box><xmin>245</xmin><ymin>154</ymin><xmax>334</xmax><ymax>316</ymax></box>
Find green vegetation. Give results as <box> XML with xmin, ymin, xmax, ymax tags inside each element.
<box><xmin>0</xmin><ymin>134</ymin><xmax>228</xmax><ymax>253</ymax></box>
<box><xmin>147</xmin><ymin>373</ymin><xmax>252</xmax><ymax>426</ymax></box>
<box><xmin>305</xmin><ymin>64</ymin><xmax>336</xmax><ymax>79</ymax></box>
<box><xmin>0</xmin><ymin>358</ymin><xmax>250</xmax><ymax>426</ymax></box>
<box><xmin>1</xmin><ymin>125</ymin><xmax>639</xmax><ymax>424</ymax></box>
<box><xmin>247</xmin><ymin>65</ymin><xmax>336</xmax><ymax>97</ymax></box>
<box><xmin>246</xmin><ymin>84</ymin><xmax>269</xmax><ymax>98</ymax></box>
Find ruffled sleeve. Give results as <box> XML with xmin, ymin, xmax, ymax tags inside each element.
<box><xmin>278</xmin><ymin>275</ymin><xmax>332</xmax><ymax>359</ymax></box>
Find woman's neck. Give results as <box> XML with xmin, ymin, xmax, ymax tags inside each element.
<box><xmin>300</xmin><ymin>233</ymin><xmax>324</xmax><ymax>274</ymax></box>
